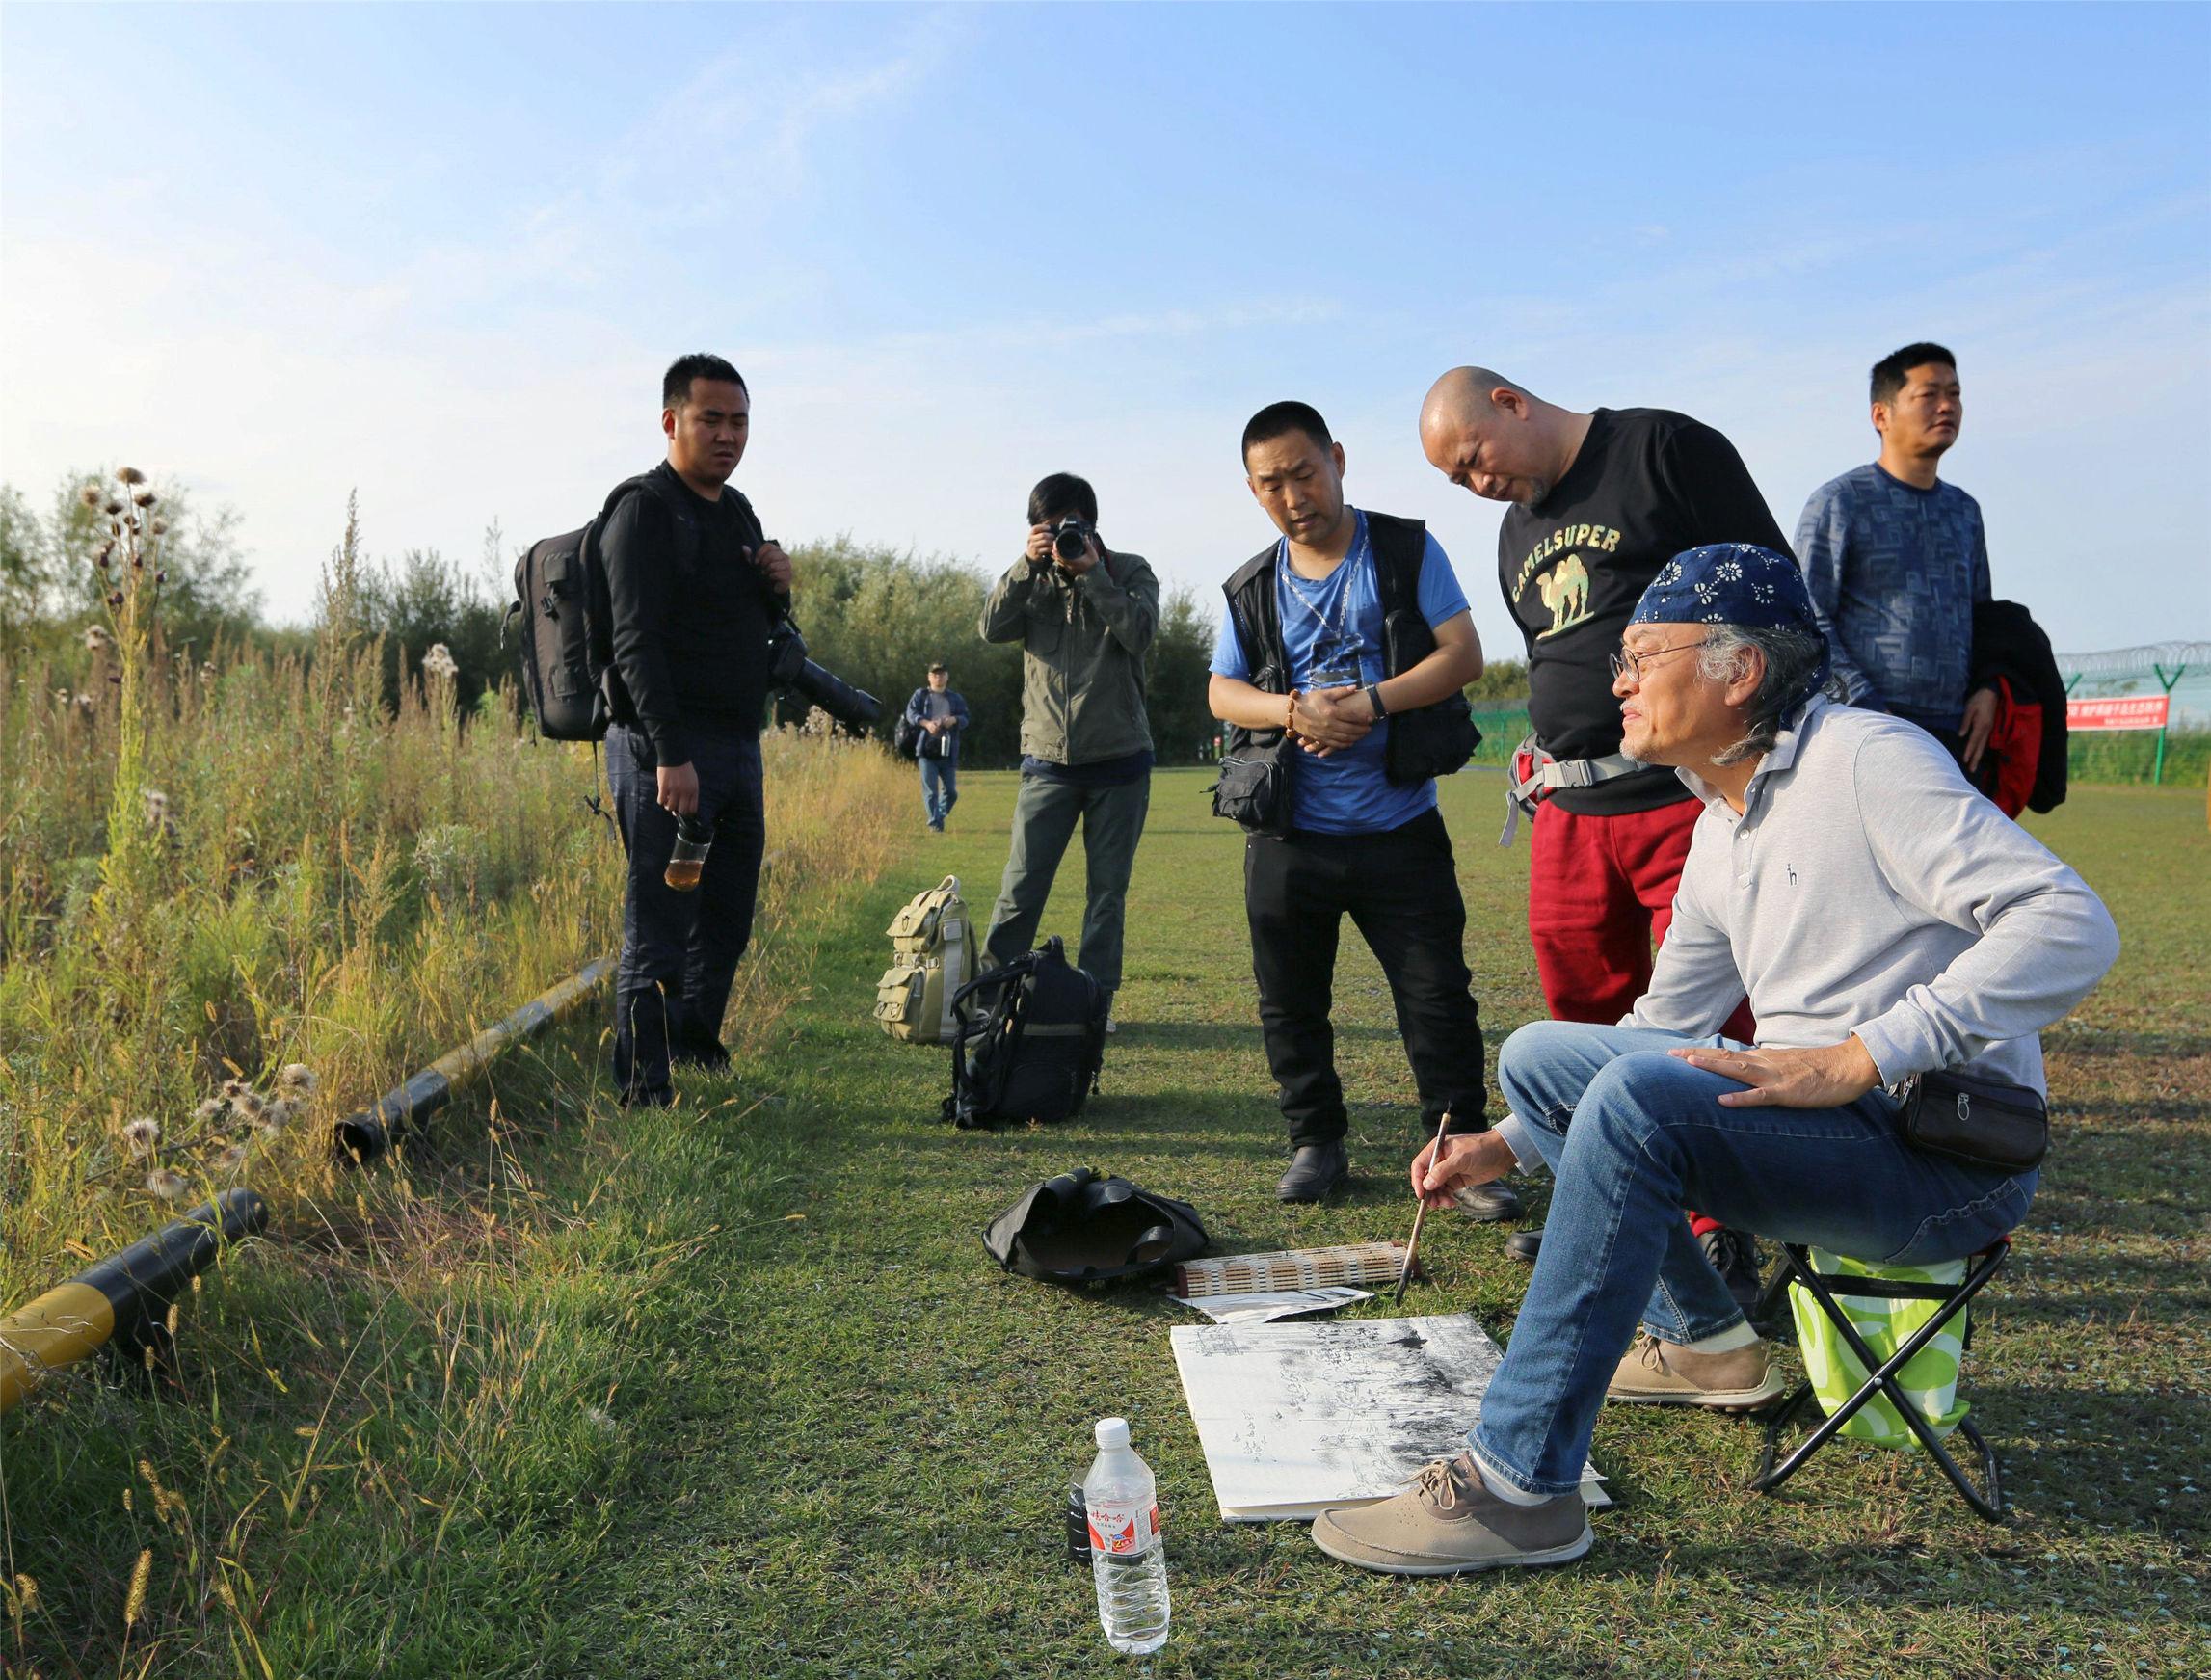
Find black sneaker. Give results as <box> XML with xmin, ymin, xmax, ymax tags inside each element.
<box><xmin>1276</xmin><ymin>1141</ymin><xmax>1349</xmax><ymax>1203</ymax></box>
<box><xmin>1700</xmin><ymin>1225</ymin><xmax>1765</xmax><ymax>1318</ymax></box>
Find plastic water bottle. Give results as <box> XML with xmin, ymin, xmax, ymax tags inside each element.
<box><xmin>1083</xmin><ymin>1417</ymin><xmax>1169</xmax><ymax>1655</ymax></box>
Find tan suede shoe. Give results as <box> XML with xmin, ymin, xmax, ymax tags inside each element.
<box><xmin>1606</xmin><ymin>1331</ymin><xmax>1784</xmax><ymax>1410</ymax></box>
<box><xmin>1311</xmin><ymin>1454</ymin><xmax>1591</xmax><ymax>1576</ymax></box>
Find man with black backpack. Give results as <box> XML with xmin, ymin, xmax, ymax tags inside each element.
<box><xmin>1208</xmin><ymin>402</ymin><xmax>1513</xmax><ymax>1210</ymax></box>
<box><xmin>598</xmin><ymin>353</ymin><xmax>792</xmax><ymax>1106</ymax></box>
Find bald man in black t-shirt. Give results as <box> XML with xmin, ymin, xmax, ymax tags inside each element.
<box><xmin>1421</xmin><ymin>367</ymin><xmax>1787</xmax><ymax>1306</ymax></box>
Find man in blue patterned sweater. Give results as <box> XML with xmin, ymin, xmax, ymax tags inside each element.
<box><xmin>1795</xmin><ymin>342</ymin><xmax>1997</xmax><ymax>772</ymax></box>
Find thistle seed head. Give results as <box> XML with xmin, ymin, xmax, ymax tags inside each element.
<box><xmin>79</xmin><ymin>483</ymin><xmax>105</xmax><ymax>509</ymax></box>
<box><xmin>84</xmin><ymin>624</ymin><xmax>113</xmax><ymax>653</ymax></box>
<box><xmin>116</xmin><ymin>466</ymin><xmax>147</xmax><ymax>486</ymax></box>
<box><xmin>132</xmin><ymin>489</ymin><xmax>157</xmax><ymax>508</ymax></box>
<box><xmin>122</xmin><ymin>1117</ymin><xmax>162</xmax><ymax>1158</ymax></box>
<box><xmin>104</xmin><ymin>498</ymin><xmax>126</xmax><ymax>517</ymax></box>
<box><xmin>195</xmin><ymin>1097</ymin><xmax>227</xmax><ymax>1124</ymax></box>
<box><xmin>145</xmin><ymin>1168</ymin><xmax>189</xmax><ymax>1201</ymax></box>
<box><xmin>214</xmin><ymin>1144</ymin><xmax>249</xmax><ymax>1175</ymax></box>
<box><xmin>278</xmin><ymin>1063</ymin><xmax>317</xmax><ymax>1096</ymax></box>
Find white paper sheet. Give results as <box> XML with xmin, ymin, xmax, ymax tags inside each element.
<box><xmin>1168</xmin><ymin>1286</ymin><xmax>1372</xmax><ymax>1325</ymax></box>
<box><xmin>1170</xmin><ymin>1311</ymin><xmax>1609</xmax><ymax>1521</ymax></box>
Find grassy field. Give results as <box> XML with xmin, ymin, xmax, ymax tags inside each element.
<box><xmin>5</xmin><ymin>765</ymin><xmax>2204</xmax><ymax>1676</ymax></box>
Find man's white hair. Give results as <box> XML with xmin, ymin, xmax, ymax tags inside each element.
<box><xmin>1696</xmin><ymin>624</ymin><xmax>1836</xmax><ymax>766</ymax></box>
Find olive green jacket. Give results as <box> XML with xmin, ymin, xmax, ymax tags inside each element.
<box><xmin>979</xmin><ymin>548</ymin><xmax>1159</xmax><ymax>765</ymax></box>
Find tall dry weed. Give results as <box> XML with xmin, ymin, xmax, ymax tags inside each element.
<box><xmin>1</xmin><ymin>597</ymin><xmax>906</xmax><ymax>1304</ymax></box>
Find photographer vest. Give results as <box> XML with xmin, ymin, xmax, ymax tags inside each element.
<box><xmin>1212</xmin><ymin>512</ymin><xmax>1479</xmax><ymax>834</ymax></box>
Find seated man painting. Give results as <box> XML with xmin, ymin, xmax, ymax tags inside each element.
<box><xmin>1313</xmin><ymin>543</ymin><xmax>2118</xmax><ymax>1576</ymax></box>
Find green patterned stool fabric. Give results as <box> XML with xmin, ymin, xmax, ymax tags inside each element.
<box><xmin>1790</xmin><ymin>1249</ymin><xmax>1970</xmax><ymax>1446</ymax></box>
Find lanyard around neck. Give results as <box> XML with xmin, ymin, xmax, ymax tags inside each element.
<box><xmin>1277</xmin><ymin>520</ymin><xmax>1368</xmax><ymax>646</ymax></box>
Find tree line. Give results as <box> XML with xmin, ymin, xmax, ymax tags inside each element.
<box><xmin>2</xmin><ymin>470</ymin><xmax>1528</xmax><ymax>765</ymax></box>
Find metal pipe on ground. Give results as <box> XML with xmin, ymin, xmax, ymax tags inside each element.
<box><xmin>0</xmin><ymin>1187</ymin><xmax>269</xmax><ymax>1415</ymax></box>
<box><xmin>335</xmin><ymin>955</ymin><xmax>615</xmax><ymax>1164</ymax></box>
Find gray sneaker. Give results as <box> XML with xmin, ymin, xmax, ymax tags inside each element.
<box><xmin>1313</xmin><ymin>1454</ymin><xmax>1591</xmax><ymax>1576</ymax></box>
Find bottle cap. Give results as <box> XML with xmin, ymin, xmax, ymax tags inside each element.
<box><xmin>1094</xmin><ymin>1417</ymin><xmax>1131</xmax><ymax>1450</ymax></box>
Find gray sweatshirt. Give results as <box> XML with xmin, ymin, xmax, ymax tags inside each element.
<box><xmin>1623</xmin><ymin>696</ymin><xmax>2118</xmax><ymax>1099</ymax></box>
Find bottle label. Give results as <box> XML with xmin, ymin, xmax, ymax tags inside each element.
<box><xmin>1085</xmin><ymin>1500</ymin><xmax>1160</xmax><ymax>1557</ymax></box>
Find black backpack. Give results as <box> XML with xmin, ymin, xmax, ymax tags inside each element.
<box><xmin>943</xmin><ymin>937</ymin><xmax>1108</xmax><ymax>1129</ymax></box>
<box><xmin>511</xmin><ymin>472</ymin><xmax>755</xmax><ymax>740</ymax></box>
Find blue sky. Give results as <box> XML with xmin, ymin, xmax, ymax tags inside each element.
<box><xmin>4</xmin><ymin>2</ymin><xmax>2207</xmax><ymax>659</ymax></box>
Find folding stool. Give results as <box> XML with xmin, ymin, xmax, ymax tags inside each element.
<box><xmin>1748</xmin><ymin>1237</ymin><xmax>2010</xmax><ymax>1523</ymax></box>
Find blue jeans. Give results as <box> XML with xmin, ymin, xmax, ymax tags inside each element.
<box><xmin>1469</xmin><ymin>1020</ymin><xmax>2038</xmax><ymax>1498</ymax></box>
<box><xmin>605</xmin><ymin>725</ymin><xmax>766</xmax><ymax>1105</ymax></box>
<box><xmin>920</xmin><ymin>753</ymin><xmax>957</xmax><ymax>828</ymax></box>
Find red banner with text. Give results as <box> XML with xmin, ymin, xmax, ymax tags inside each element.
<box><xmin>2066</xmin><ymin>694</ymin><xmax>2171</xmax><ymax>733</ymax></box>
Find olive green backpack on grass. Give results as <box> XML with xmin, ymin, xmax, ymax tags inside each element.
<box><xmin>874</xmin><ymin>876</ymin><xmax>979</xmax><ymax>1044</ymax></box>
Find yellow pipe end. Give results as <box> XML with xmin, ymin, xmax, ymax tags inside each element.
<box><xmin>0</xmin><ymin>1281</ymin><xmax>119</xmax><ymax>1414</ymax></box>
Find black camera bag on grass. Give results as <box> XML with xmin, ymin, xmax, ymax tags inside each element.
<box><xmin>983</xmin><ymin>1167</ymin><xmax>1209</xmax><ymax>1285</ymax></box>
<box><xmin>943</xmin><ymin>937</ymin><xmax>1108</xmax><ymax>1129</ymax></box>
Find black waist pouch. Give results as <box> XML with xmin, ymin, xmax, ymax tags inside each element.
<box><xmin>1211</xmin><ymin>746</ymin><xmax>1288</xmax><ymax>831</ymax></box>
<box><xmin>1895</xmin><ymin>1069</ymin><xmax>2048</xmax><ymax>1172</ymax></box>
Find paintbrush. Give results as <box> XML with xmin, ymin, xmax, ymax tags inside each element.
<box><xmin>1393</xmin><ymin>1107</ymin><xmax>1456</xmax><ymax>1304</ymax></box>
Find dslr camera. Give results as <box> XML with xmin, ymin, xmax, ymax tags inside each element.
<box><xmin>1050</xmin><ymin>516</ymin><xmax>1095</xmax><ymax>566</ymax></box>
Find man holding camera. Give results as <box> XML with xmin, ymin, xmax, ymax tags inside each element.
<box><xmin>978</xmin><ymin>474</ymin><xmax>1159</xmax><ymax>1025</ymax></box>
<box><xmin>1209</xmin><ymin>402</ymin><xmax>1510</xmax><ymax>1208</ymax></box>
<box><xmin>601</xmin><ymin>353</ymin><xmax>792</xmax><ymax>1107</ymax></box>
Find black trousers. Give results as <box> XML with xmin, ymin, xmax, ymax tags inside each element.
<box><xmin>605</xmin><ymin>724</ymin><xmax>767</xmax><ymax>1105</ymax></box>
<box><xmin>1243</xmin><ymin>807</ymin><xmax>1488</xmax><ymax>1149</ymax></box>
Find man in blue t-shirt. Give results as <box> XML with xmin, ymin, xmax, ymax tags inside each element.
<box><xmin>1209</xmin><ymin>402</ymin><xmax>1513</xmax><ymax>1209</ymax></box>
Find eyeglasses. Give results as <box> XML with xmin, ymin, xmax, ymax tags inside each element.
<box><xmin>1609</xmin><ymin>638</ymin><xmax>1716</xmax><ymax>682</ymax></box>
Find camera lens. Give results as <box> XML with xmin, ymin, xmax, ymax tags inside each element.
<box><xmin>1052</xmin><ymin>521</ymin><xmax>1087</xmax><ymax>563</ymax></box>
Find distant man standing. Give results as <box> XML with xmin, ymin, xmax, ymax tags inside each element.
<box><xmin>601</xmin><ymin>353</ymin><xmax>792</xmax><ymax>1106</ymax></box>
<box><xmin>1796</xmin><ymin>342</ymin><xmax>1996</xmax><ymax>770</ymax></box>
<box><xmin>1420</xmin><ymin>367</ymin><xmax>1788</xmax><ymax>1300</ymax></box>
<box><xmin>979</xmin><ymin>474</ymin><xmax>1159</xmax><ymax>1027</ymax></box>
<box><xmin>1211</xmin><ymin>403</ymin><xmax>1511</xmax><ymax>1210</ymax></box>
<box><xmin>903</xmin><ymin>661</ymin><xmax>971</xmax><ymax>831</ymax></box>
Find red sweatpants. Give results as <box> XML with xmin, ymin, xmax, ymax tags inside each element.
<box><xmin>1529</xmin><ymin>797</ymin><xmax>1753</xmax><ymax>1240</ymax></box>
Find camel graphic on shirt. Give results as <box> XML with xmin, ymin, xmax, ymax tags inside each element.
<box><xmin>1536</xmin><ymin>554</ymin><xmax>1591</xmax><ymax>638</ymax></box>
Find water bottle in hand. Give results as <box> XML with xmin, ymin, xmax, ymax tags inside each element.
<box><xmin>1084</xmin><ymin>1417</ymin><xmax>1169</xmax><ymax>1655</ymax></box>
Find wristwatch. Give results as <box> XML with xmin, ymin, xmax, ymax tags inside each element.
<box><xmin>1364</xmin><ymin>685</ymin><xmax>1388</xmax><ymax>721</ymax></box>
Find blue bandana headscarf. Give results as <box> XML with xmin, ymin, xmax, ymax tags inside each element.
<box><xmin>1630</xmin><ymin>542</ymin><xmax>1832</xmax><ymax>691</ymax></box>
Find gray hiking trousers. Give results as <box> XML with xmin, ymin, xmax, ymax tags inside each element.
<box><xmin>982</xmin><ymin>772</ymin><xmax>1151</xmax><ymax>996</ymax></box>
